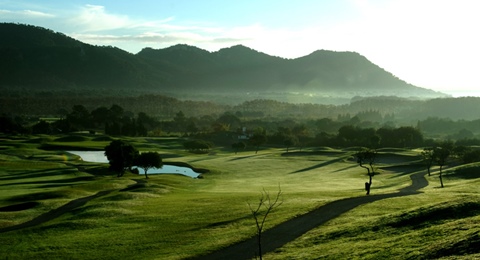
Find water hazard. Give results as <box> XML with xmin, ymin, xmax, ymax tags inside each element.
<box><xmin>67</xmin><ymin>151</ymin><xmax>200</xmax><ymax>178</ymax></box>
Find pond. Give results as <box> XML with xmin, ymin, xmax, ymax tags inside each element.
<box><xmin>67</xmin><ymin>151</ymin><xmax>200</xmax><ymax>178</ymax></box>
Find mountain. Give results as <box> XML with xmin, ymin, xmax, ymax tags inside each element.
<box><xmin>0</xmin><ymin>23</ymin><xmax>160</xmax><ymax>89</ymax></box>
<box><xmin>0</xmin><ymin>23</ymin><xmax>445</xmax><ymax>98</ymax></box>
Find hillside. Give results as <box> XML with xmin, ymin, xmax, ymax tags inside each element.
<box><xmin>0</xmin><ymin>23</ymin><xmax>445</xmax><ymax>98</ymax></box>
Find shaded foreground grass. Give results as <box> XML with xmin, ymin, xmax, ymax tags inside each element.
<box><xmin>0</xmin><ymin>135</ymin><xmax>479</xmax><ymax>259</ymax></box>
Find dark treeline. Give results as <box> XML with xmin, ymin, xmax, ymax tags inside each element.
<box><xmin>3</xmin><ymin>92</ymin><xmax>480</xmax><ymax>121</ymax></box>
<box><xmin>3</xmin><ymin>93</ymin><xmax>480</xmax><ymax>139</ymax></box>
<box><xmin>4</xmin><ymin>102</ymin><xmax>480</xmax><ymax>150</ymax></box>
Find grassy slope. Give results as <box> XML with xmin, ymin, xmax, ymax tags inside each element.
<box><xmin>266</xmin><ymin>163</ymin><xmax>480</xmax><ymax>260</ymax></box>
<box><xmin>0</xmin><ymin>135</ymin><xmax>479</xmax><ymax>259</ymax></box>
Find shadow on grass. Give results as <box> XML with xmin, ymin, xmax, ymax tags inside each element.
<box><xmin>447</xmin><ymin>166</ymin><xmax>480</xmax><ymax>179</ymax></box>
<box><xmin>204</xmin><ymin>215</ymin><xmax>252</xmax><ymax>228</ymax></box>
<box><xmin>381</xmin><ymin>163</ymin><xmax>424</xmax><ymax>175</ymax></box>
<box><xmin>387</xmin><ymin>200</ymin><xmax>480</xmax><ymax>229</ymax></box>
<box><xmin>190</xmin><ymin>171</ymin><xmax>428</xmax><ymax>260</ymax></box>
<box><xmin>119</xmin><ymin>179</ymin><xmax>147</xmax><ymax>192</ymax></box>
<box><xmin>332</xmin><ymin>165</ymin><xmax>358</xmax><ymax>173</ymax></box>
<box><xmin>0</xmin><ymin>189</ymin><xmax>115</xmax><ymax>233</ymax></box>
<box><xmin>7</xmin><ymin>190</ymin><xmax>67</xmax><ymax>202</ymax></box>
<box><xmin>0</xmin><ymin>168</ymin><xmax>78</xmax><ymax>181</ymax></box>
<box><xmin>290</xmin><ymin>157</ymin><xmax>349</xmax><ymax>174</ymax></box>
<box><xmin>0</xmin><ymin>176</ymin><xmax>94</xmax><ymax>187</ymax></box>
<box><xmin>228</xmin><ymin>154</ymin><xmax>260</xmax><ymax>161</ymax></box>
<box><xmin>0</xmin><ymin>202</ymin><xmax>40</xmax><ymax>212</ymax></box>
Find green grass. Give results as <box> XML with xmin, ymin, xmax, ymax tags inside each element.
<box><xmin>266</xmin><ymin>193</ymin><xmax>480</xmax><ymax>259</ymax></box>
<box><xmin>0</xmin><ymin>136</ymin><xmax>479</xmax><ymax>259</ymax></box>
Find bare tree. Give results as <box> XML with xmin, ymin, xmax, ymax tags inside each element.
<box><xmin>355</xmin><ymin>148</ymin><xmax>376</xmax><ymax>195</ymax></box>
<box><xmin>421</xmin><ymin>147</ymin><xmax>435</xmax><ymax>176</ymax></box>
<box><xmin>433</xmin><ymin>147</ymin><xmax>450</xmax><ymax>188</ymax></box>
<box><xmin>248</xmin><ymin>187</ymin><xmax>283</xmax><ymax>260</ymax></box>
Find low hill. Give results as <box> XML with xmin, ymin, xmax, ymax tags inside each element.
<box><xmin>0</xmin><ymin>23</ymin><xmax>445</xmax><ymax>99</ymax></box>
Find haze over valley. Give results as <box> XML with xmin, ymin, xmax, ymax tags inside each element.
<box><xmin>2</xmin><ymin>2</ymin><xmax>480</xmax><ymax>260</ymax></box>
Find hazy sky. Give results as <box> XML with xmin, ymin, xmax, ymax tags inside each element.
<box><xmin>1</xmin><ymin>0</ymin><xmax>479</xmax><ymax>96</ymax></box>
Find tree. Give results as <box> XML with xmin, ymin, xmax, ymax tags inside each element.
<box><xmin>292</xmin><ymin>124</ymin><xmax>308</xmax><ymax>150</ymax></box>
<box><xmin>216</xmin><ymin>112</ymin><xmax>241</xmax><ymax>131</ymax></box>
<box><xmin>67</xmin><ymin>105</ymin><xmax>91</xmax><ymax>129</ymax></box>
<box><xmin>231</xmin><ymin>141</ymin><xmax>246</xmax><ymax>154</ymax></box>
<box><xmin>433</xmin><ymin>146</ymin><xmax>450</xmax><ymax>188</ymax></box>
<box><xmin>104</xmin><ymin>140</ymin><xmax>139</xmax><ymax>176</ymax></box>
<box><xmin>283</xmin><ymin>135</ymin><xmax>298</xmax><ymax>153</ymax></box>
<box><xmin>173</xmin><ymin>111</ymin><xmax>186</xmax><ymax>132</ymax></box>
<box><xmin>135</xmin><ymin>152</ymin><xmax>163</xmax><ymax>179</ymax></box>
<box><xmin>31</xmin><ymin>120</ymin><xmax>51</xmax><ymax>134</ymax></box>
<box><xmin>250</xmin><ymin>128</ymin><xmax>267</xmax><ymax>154</ymax></box>
<box><xmin>338</xmin><ymin>125</ymin><xmax>357</xmax><ymax>143</ymax></box>
<box><xmin>91</xmin><ymin>106</ymin><xmax>110</xmax><ymax>126</ymax></box>
<box><xmin>394</xmin><ymin>126</ymin><xmax>424</xmax><ymax>148</ymax></box>
<box><xmin>421</xmin><ymin>147</ymin><xmax>435</xmax><ymax>176</ymax></box>
<box><xmin>109</xmin><ymin>104</ymin><xmax>124</xmax><ymax>122</ymax></box>
<box><xmin>248</xmin><ymin>187</ymin><xmax>282</xmax><ymax>260</ymax></box>
<box><xmin>183</xmin><ymin>140</ymin><xmax>213</xmax><ymax>153</ymax></box>
<box><xmin>355</xmin><ymin>148</ymin><xmax>376</xmax><ymax>195</ymax></box>
<box><xmin>461</xmin><ymin>148</ymin><xmax>480</xmax><ymax>164</ymax></box>
<box><xmin>0</xmin><ymin>116</ymin><xmax>26</xmax><ymax>134</ymax></box>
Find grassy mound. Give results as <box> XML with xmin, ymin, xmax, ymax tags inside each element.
<box><xmin>386</xmin><ymin>200</ymin><xmax>480</xmax><ymax>228</ymax></box>
<box><xmin>24</xmin><ymin>137</ymin><xmax>53</xmax><ymax>144</ymax></box>
<box><xmin>450</xmin><ymin>165</ymin><xmax>480</xmax><ymax>179</ymax></box>
<box><xmin>267</xmin><ymin>197</ymin><xmax>480</xmax><ymax>259</ymax></box>
<box><xmin>91</xmin><ymin>136</ymin><xmax>114</xmax><ymax>142</ymax></box>
<box><xmin>54</xmin><ymin>135</ymin><xmax>89</xmax><ymax>142</ymax></box>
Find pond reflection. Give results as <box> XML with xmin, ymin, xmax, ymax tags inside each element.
<box><xmin>67</xmin><ymin>151</ymin><xmax>200</xmax><ymax>178</ymax></box>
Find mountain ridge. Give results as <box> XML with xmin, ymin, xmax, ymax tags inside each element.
<box><xmin>0</xmin><ymin>23</ymin><xmax>446</xmax><ymax>98</ymax></box>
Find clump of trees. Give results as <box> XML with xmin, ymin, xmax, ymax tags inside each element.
<box><xmin>249</xmin><ymin>128</ymin><xmax>268</xmax><ymax>154</ymax></box>
<box><xmin>183</xmin><ymin>140</ymin><xmax>213</xmax><ymax>153</ymax></box>
<box><xmin>104</xmin><ymin>140</ymin><xmax>163</xmax><ymax>178</ymax></box>
<box><xmin>231</xmin><ymin>141</ymin><xmax>246</xmax><ymax>154</ymax></box>
<box><xmin>421</xmin><ymin>141</ymin><xmax>480</xmax><ymax>187</ymax></box>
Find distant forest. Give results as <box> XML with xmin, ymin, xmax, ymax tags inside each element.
<box><xmin>2</xmin><ymin>91</ymin><xmax>480</xmax><ymax>141</ymax></box>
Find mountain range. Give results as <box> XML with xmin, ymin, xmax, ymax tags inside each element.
<box><xmin>0</xmin><ymin>23</ymin><xmax>445</xmax><ymax>99</ymax></box>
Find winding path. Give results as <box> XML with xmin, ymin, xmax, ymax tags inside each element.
<box><xmin>190</xmin><ymin>171</ymin><xmax>428</xmax><ymax>260</ymax></box>
<box><xmin>0</xmin><ymin>171</ymin><xmax>429</xmax><ymax>260</ymax></box>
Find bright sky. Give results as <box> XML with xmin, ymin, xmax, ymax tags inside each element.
<box><xmin>1</xmin><ymin>0</ymin><xmax>480</xmax><ymax>96</ymax></box>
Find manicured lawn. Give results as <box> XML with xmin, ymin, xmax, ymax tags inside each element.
<box><xmin>0</xmin><ymin>135</ymin><xmax>478</xmax><ymax>259</ymax></box>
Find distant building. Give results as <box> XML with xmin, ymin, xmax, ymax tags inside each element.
<box><xmin>238</xmin><ymin>126</ymin><xmax>252</xmax><ymax>140</ymax></box>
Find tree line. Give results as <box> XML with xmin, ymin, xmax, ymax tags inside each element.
<box><xmin>4</xmin><ymin>103</ymin><xmax>480</xmax><ymax>154</ymax></box>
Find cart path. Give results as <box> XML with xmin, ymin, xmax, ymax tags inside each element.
<box><xmin>190</xmin><ymin>171</ymin><xmax>428</xmax><ymax>260</ymax></box>
<box><xmin>0</xmin><ymin>179</ymin><xmax>146</xmax><ymax>233</ymax></box>
<box><xmin>0</xmin><ymin>171</ymin><xmax>428</xmax><ymax>259</ymax></box>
